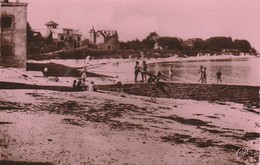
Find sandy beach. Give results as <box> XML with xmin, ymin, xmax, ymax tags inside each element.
<box><xmin>0</xmin><ymin>89</ymin><xmax>259</xmax><ymax>165</ymax></box>
<box><xmin>0</xmin><ymin>56</ymin><xmax>259</xmax><ymax>165</ymax></box>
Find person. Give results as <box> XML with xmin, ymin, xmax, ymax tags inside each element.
<box><xmin>141</xmin><ymin>61</ymin><xmax>148</xmax><ymax>83</ymax></box>
<box><xmin>203</xmin><ymin>67</ymin><xmax>207</xmax><ymax>83</ymax></box>
<box><xmin>148</xmin><ymin>75</ymin><xmax>156</xmax><ymax>84</ymax></box>
<box><xmin>140</xmin><ymin>51</ymin><xmax>144</xmax><ymax>59</ymax></box>
<box><xmin>81</xmin><ymin>71</ymin><xmax>87</xmax><ymax>84</ymax></box>
<box><xmin>113</xmin><ymin>75</ymin><xmax>123</xmax><ymax>93</ymax></box>
<box><xmin>134</xmin><ymin>61</ymin><xmax>141</xmax><ymax>82</ymax></box>
<box><xmin>156</xmin><ymin>71</ymin><xmax>170</xmax><ymax>97</ymax></box>
<box><xmin>168</xmin><ymin>65</ymin><xmax>173</xmax><ymax>80</ymax></box>
<box><xmin>43</xmin><ymin>66</ymin><xmax>48</xmax><ymax>78</ymax></box>
<box><xmin>150</xmin><ymin>80</ymin><xmax>157</xmax><ymax>101</ymax></box>
<box><xmin>85</xmin><ymin>56</ymin><xmax>90</xmax><ymax>64</ymax></box>
<box><xmin>88</xmin><ymin>81</ymin><xmax>94</xmax><ymax>91</ymax></box>
<box><xmin>76</xmin><ymin>80</ymin><xmax>85</xmax><ymax>91</ymax></box>
<box><xmin>73</xmin><ymin>80</ymin><xmax>77</xmax><ymax>90</ymax></box>
<box><xmin>198</xmin><ymin>66</ymin><xmax>204</xmax><ymax>83</ymax></box>
<box><xmin>216</xmin><ymin>69</ymin><xmax>222</xmax><ymax>84</ymax></box>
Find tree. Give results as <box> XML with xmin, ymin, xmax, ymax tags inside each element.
<box><xmin>205</xmin><ymin>37</ymin><xmax>233</xmax><ymax>51</ymax></box>
<box><xmin>193</xmin><ymin>39</ymin><xmax>207</xmax><ymax>50</ymax></box>
<box><xmin>142</xmin><ymin>32</ymin><xmax>158</xmax><ymax>49</ymax></box>
<box><xmin>27</xmin><ymin>22</ymin><xmax>34</xmax><ymax>42</ymax></box>
<box><xmin>158</xmin><ymin>37</ymin><xmax>183</xmax><ymax>50</ymax></box>
<box><xmin>233</xmin><ymin>39</ymin><xmax>252</xmax><ymax>52</ymax></box>
<box><xmin>125</xmin><ymin>39</ymin><xmax>144</xmax><ymax>50</ymax></box>
<box><xmin>27</xmin><ymin>22</ymin><xmax>46</xmax><ymax>55</ymax></box>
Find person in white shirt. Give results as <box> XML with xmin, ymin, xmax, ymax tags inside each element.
<box><xmin>88</xmin><ymin>81</ymin><xmax>94</xmax><ymax>91</ymax></box>
<box><xmin>43</xmin><ymin>66</ymin><xmax>48</xmax><ymax>78</ymax></box>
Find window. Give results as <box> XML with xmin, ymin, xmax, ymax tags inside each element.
<box><xmin>1</xmin><ymin>45</ymin><xmax>14</xmax><ymax>56</ymax></box>
<box><xmin>60</xmin><ymin>36</ymin><xmax>64</xmax><ymax>40</ymax></box>
<box><xmin>108</xmin><ymin>45</ymin><xmax>111</xmax><ymax>50</ymax></box>
<box><xmin>1</xmin><ymin>15</ymin><xmax>14</xmax><ymax>29</ymax></box>
<box><xmin>77</xmin><ymin>36</ymin><xmax>81</xmax><ymax>41</ymax></box>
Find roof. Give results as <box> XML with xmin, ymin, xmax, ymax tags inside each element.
<box><xmin>33</xmin><ymin>29</ymin><xmax>51</xmax><ymax>38</ymax></box>
<box><xmin>45</xmin><ymin>21</ymin><xmax>59</xmax><ymax>26</ymax></box>
<box><xmin>1</xmin><ymin>1</ymin><xmax>28</xmax><ymax>6</ymax></box>
<box><xmin>96</xmin><ymin>30</ymin><xmax>118</xmax><ymax>39</ymax></box>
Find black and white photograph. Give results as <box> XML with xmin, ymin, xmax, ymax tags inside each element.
<box><xmin>0</xmin><ymin>0</ymin><xmax>259</xmax><ymax>164</ymax></box>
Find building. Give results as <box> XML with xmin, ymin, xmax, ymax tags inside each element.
<box><xmin>0</xmin><ymin>0</ymin><xmax>28</xmax><ymax>68</ymax></box>
<box><xmin>89</xmin><ymin>26</ymin><xmax>120</xmax><ymax>51</ymax></box>
<box><xmin>44</xmin><ymin>21</ymin><xmax>83</xmax><ymax>49</ymax></box>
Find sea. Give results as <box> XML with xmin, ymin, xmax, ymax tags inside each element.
<box><xmin>148</xmin><ymin>57</ymin><xmax>260</xmax><ymax>86</ymax></box>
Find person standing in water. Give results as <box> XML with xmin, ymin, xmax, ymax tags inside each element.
<box><xmin>216</xmin><ymin>69</ymin><xmax>222</xmax><ymax>84</ymax></box>
<box><xmin>141</xmin><ymin>61</ymin><xmax>148</xmax><ymax>83</ymax></box>
<box><xmin>203</xmin><ymin>67</ymin><xmax>207</xmax><ymax>83</ymax></box>
<box><xmin>198</xmin><ymin>66</ymin><xmax>204</xmax><ymax>83</ymax></box>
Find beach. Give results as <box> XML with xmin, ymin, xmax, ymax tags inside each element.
<box><xmin>24</xmin><ymin>54</ymin><xmax>259</xmax><ymax>86</ymax></box>
<box><xmin>0</xmin><ymin>89</ymin><xmax>259</xmax><ymax>165</ymax></box>
<box><xmin>0</xmin><ymin>56</ymin><xmax>259</xmax><ymax>165</ymax></box>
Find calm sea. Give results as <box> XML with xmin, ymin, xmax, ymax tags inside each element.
<box><xmin>148</xmin><ymin>57</ymin><xmax>260</xmax><ymax>86</ymax></box>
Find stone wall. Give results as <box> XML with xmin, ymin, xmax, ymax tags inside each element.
<box><xmin>1</xmin><ymin>2</ymin><xmax>28</xmax><ymax>68</ymax></box>
<box><xmin>96</xmin><ymin>82</ymin><xmax>260</xmax><ymax>107</ymax></box>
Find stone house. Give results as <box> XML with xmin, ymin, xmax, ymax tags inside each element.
<box><xmin>89</xmin><ymin>26</ymin><xmax>120</xmax><ymax>51</ymax></box>
<box><xmin>0</xmin><ymin>0</ymin><xmax>28</xmax><ymax>68</ymax></box>
<box><xmin>40</xmin><ymin>21</ymin><xmax>83</xmax><ymax>49</ymax></box>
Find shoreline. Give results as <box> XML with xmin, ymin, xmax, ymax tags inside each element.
<box><xmin>1</xmin><ymin>55</ymin><xmax>259</xmax><ymax>87</ymax></box>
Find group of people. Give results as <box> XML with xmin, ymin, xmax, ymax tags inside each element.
<box><xmin>73</xmin><ymin>79</ymin><xmax>95</xmax><ymax>91</ymax></box>
<box><xmin>72</xmin><ymin>67</ymin><xmax>96</xmax><ymax>91</ymax></box>
<box><xmin>134</xmin><ymin>61</ymin><xmax>148</xmax><ymax>83</ymax></box>
<box><xmin>198</xmin><ymin>66</ymin><xmax>208</xmax><ymax>83</ymax></box>
<box><xmin>134</xmin><ymin>61</ymin><xmax>169</xmax><ymax>100</ymax></box>
<box><xmin>198</xmin><ymin>65</ymin><xmax>222</xmax><ymax>84</ymax></box>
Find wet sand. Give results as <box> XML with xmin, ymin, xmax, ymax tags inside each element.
<box><xmin>0</xmin><ymin>90</ymin><xmax>259</xmax><ymax>165</ymax></box>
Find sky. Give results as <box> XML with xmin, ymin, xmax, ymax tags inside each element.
<box><xmin>22</xmin><ymin>0</ymin><xmax>260</xmax><ymax>51</ymax></box>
